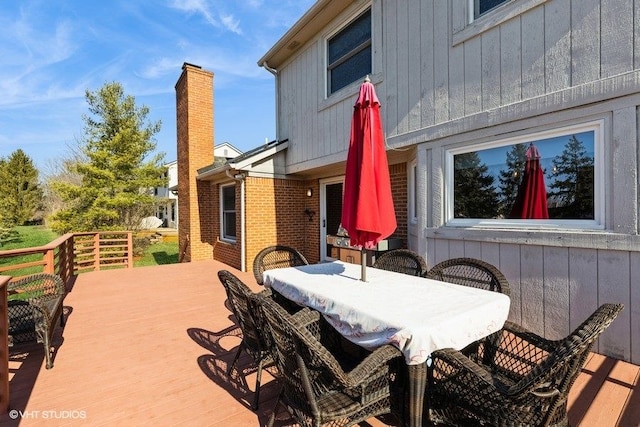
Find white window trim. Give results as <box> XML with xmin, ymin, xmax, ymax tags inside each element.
<box><xmin>408</xmin><ymin>159</ymin><xmax>418</xmax><ymax>224</ymax></box>
<box><xmin>454</xmin><ymin>0</ymin><xmax>548</xmax><ymax>46</ymax></box>
<box><xmin>220</xmin><ymin>183</ymin><xmax>237</xmax><ymax>243</ymax></box>
<box><xmin>445</xmin><ymin>120</ymin><xmax>605</xmax><ymax>230</ymax></box>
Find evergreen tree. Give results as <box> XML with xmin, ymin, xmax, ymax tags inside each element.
<box><xmin>0</xmin><ymin>149</ymin><xmax>43</xmax><ymax>226</ymax></box>
<box><xmin>454</xmin><ymin>152</ymin><xmax>499</xmax><ymax>218</ymax></box>
<box><xmin>497</xmin><ymin>143</ymin><xmax>528</xmax><ymax>216</ymax></box>
<box><xmin>50</xmin><ymin>82</ymin><xmax>166</xmax><ymax>233</ymax></box>
<box><xmin>547</xmin><ymin>135</ymin><xmax>594</xmax><ymax>219</ymax></box>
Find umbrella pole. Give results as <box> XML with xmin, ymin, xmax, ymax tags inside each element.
<box><xmin>361</xmin><ymin>249</ymin><xmax>367</xmax><ymax>282</ymax></box>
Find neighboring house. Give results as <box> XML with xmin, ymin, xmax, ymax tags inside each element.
<box><xmin>177</xmin><ymin>0</ymin><xmax>640</xmax><ymax>365</ymax></box>
<box><xmin>153</xmin><ymin>160</ymin><xmax>178</xmax><ymax>228</ymax></box>
<box><xmin>153</xmin><ymin>144</ymin><xmax>241</xmax><ymax>229</ymax></box>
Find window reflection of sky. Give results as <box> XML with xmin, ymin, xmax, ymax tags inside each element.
<box><xmin>475</xmin><ymin>131</ymin><xmax>595</xmax><ymax>185</ymax></box>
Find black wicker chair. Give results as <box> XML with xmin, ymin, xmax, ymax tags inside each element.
<box><xmin>217</xmin><ymin>270</ymin><xmax>276</xmax><ymax>410</ymax></box>
<box><xmin>429</xmin><ymin>303</ymin><xmax>624</xmax><ymax>427</ymax></box>
<box><xmin>372</xmin><ymin>249</ymin><xmax>428</xmax><ymax>277</ymax></box>
<box><xmin>253</xmin><ymin>292</ymin><xmax>405</xmax><ymax>427</ymax></box>
<box><xmin>8</xmin><ymin>273</ymin><xmax>66</xmax><ymax>369</ymax></box>
<box><xmin>252</xmin><ymin>245</ymin><xmax>309</xmax><ymax>285</ymax></box>
<box><xmin>425</xmin><ymin>257</ymin><xmax>511</xmax><ymax>296</ymax></box>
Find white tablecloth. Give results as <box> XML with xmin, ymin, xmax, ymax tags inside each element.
<box><xmin>263</xmin><ymin>261</ymin><xmax>510</xmax><ymax>365</ymax></box>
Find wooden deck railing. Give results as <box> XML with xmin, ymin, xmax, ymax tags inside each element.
<box><xmin>0</xmin><ymin>231</ymin><xmax>134</xmax><ymax>282</ymax></box>
<box><xmin>0</xmin><ymin>231</ymin><xmax>134</xmax><ymax>414</ymax></box>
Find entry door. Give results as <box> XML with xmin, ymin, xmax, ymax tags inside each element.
<box><xmin>320</xmin><ymin>177</ymin><xmax>344</xmax><ymax>261</ymax></box>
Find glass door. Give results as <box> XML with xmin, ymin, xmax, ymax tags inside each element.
<box><xmin>320</xmin><ymin>177</ymin><xmax>344</xmax><ymax>261</ymax></box>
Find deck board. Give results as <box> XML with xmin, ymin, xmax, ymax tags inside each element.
<box><xmin>1</xmin><ymin>260</ymin><xmax>638</xmax><ymax>426</ymax></box>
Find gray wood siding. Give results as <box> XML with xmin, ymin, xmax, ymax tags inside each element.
<box><xmin>278</xmin><ymin>0</ymin><xmax>639</xmax><ymax>169</ymax></box>
<box><xmin>272</xmin><ymin>0</ymin><xmax>640</xmax><ymax>364</ymax></box>
<box><xmin>427</xmin><ymin>240</ymin><xmax>635</xmax><ymax>363</ymax></box>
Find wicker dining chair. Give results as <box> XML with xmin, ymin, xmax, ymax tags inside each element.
<box><xmin>253</xmin><ymin>292</ymin><xmax>405</xmax><ymax>427</ymax></box>
<box><xmin>372</xmin><ymin>249</ymin><xmax>428</xmax><ymax>277</ymax></box>
<box><xmin>252</xmin><ymin>245</ymin><xmax>309</xmax><ymax>285</ymax></box>
<box><xmin>217</xmin><ymin>270</ymin><xmax>276</xmax><ymax>410</ymax></box>
<box><xmin>429</xmin><ymin>303</ymin><xmax>624</xmax><ymax>427</ymax></box>
<box><xmin>425</xmin><ymin>257</ymin><xmax>511</xmax><ymax>296</ymax></box>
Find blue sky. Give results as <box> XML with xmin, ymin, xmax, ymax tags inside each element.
<box><xmin>0</xmin><ymin>0</ymin><xmax>314</xmax><ymax>174</ymax></box>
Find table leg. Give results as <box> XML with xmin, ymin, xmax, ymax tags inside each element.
<box><xmin>407</xmin><ymin>362</ymin><xmax>427</xmax><ymax>427</ymax></box>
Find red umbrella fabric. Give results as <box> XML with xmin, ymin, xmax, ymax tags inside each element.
<box><xmin>341</xmin><ymin>78</ymin><xmax>396</xmax><ymax>277</ymax></box>
<box><xmin>509</xmin><ymin>144</ymin><xmax>549</xmax><ymax>219</ymax></box>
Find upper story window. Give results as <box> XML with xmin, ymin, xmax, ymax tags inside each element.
<box><xmin>220</xmin><ymin>183</ymin><xmax>236</xmax><ymax>242</ymax></box>
<box><xmin>327</xmin><ymin>9</ymin><xmax>371</xmax><ymax>96</ymax></box>
<box><xmin>446</xmin><ymin>120</ymin><xmax>604</xmax><ymax>229</ymax></box>
<box><xmin>472</xmin><ymin>0</ymin><xmax>510</xmax><ymax>20</ymax></box>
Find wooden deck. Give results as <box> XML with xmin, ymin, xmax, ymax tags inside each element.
<box><xmin>2</xmin><ymin>260</ymin><xmax>638</xmax><ymax>426</ymax></box>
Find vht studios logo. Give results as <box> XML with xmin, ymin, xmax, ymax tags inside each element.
<box><xmin>9</xmin><ymin>409</ymin><xmax>87</xmax><ymax>420</ymax></box>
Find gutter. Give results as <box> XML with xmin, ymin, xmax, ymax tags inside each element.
<box><xmin>261</xmin><ymin>62</ymin><xmax>279</xmax><ymax>143</ymax></box>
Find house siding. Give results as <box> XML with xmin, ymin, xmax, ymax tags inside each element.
<box><xmin>264</xmin><ymin>0</ymin><xmax>640</xmax><ymax>364</ymax></box>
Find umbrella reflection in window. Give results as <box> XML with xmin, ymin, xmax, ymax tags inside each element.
<box><xmin>509</xmin><ymin>144</ymin><xmax>549</xmax><ymax>219</ymax></box>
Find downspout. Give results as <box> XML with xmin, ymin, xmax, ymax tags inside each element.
<box><xmin>261</xmin><ymin>61</ymin><xmax>279</xmax><ymax>141</ymax></box>
<box><xmin>226</xmin><ymin>169</ymin><xmax>246</xmax><ymax>272</ymax></box>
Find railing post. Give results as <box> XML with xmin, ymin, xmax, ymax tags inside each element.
<box><xmin>94</xmin><ymin>233</ymin><xmax>101</xmax><ymax>271</ymax></box>
<box><xmin>0</xmin><ymin>276</ymin><xmax>10</xmax><ymax>415</ymax></box>
<box><xmin>127</xmin><ymin>232</ymin><xmax>133</xmax><ymax>268</ymax></box>
<box><xmin>44</xmin><ymin>248</ymin><xmax>55</xmax><ymax>275</ymax></box>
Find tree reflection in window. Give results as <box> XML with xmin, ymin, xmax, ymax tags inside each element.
<box><xmin>452</xmin><ymin>130</ymin><xmax>595</xmax><ymax>220</ymax></box>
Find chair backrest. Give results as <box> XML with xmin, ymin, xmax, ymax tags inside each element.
<box><xmin>217</xmin><ymin>270</ymin><xmax>268</xmax><ymax>359</ymax></box>
<box><xmin>253</xmin><ymin>294</ymin><xmax>351</xmax><ymax>416</ymax></box>
<box><xmin>372</xmin><ymin>249</ymin><xmax>427</xmax><ymax>277</ymax></box>
<box><xmin>426</xmin><ymin>257</ymin><xmax>510</xmax><ymax>296</ymax></box>
<box><xmin>253</xmin><ymin>245</ymin><xmax>309</xmax><ymax>285</ymax></box>
<box><xmin>496</xmin><ymin>303</ymin><xmax>623</xmax><ymax>425</ymax></box>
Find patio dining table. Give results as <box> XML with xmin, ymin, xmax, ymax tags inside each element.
<box><xmin>263</xmin><ymin>260</ymin><xmax>511</xmax><ymax>427</ymax></box>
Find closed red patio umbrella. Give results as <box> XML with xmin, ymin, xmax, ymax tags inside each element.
<box><xmin>509</xmin><ymin>144</ymin><xmax>549</xmax><ymax>219</ymax></box>
<box><xmin>341</xmin><ymin>77</ymin><xmax>397</xmax><ymax>281</ymax></box>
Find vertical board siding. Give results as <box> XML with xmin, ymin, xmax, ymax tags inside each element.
<box><xmin>597</xmin><ymin>251</ymin><xmax>631</xmax><ymax>360</ymax></box>
<box><xmin>612</xmin><ymin>107</ymin><xmax>638</xmax><ymax>234</ymax></box>
<box><xmin>429</xmin><ymin>239</ymin><xmax>637</xmax><ymax>363</ymax></box>
<box><xmin>601</xmin><ymin>0</ymin><xmax>634</xmax><ymax>78</ymax></box>
<box><xmin>500</xmin><ymin>17</ymin><xmax>522</xmax><ymax>106</ymax></box>
<box><xmin>481</xmin><ymin>28</ymin><xmax>501</xmax><ymax>111</ymax></box>
<box><xmin>571</xmin><ymin>0</ymin><xmax>600</xmax><ymax>85</ymax></box>
<box><xmin>544</xmin><ymin>0</ymin><xmax>572</xmax><ymax>92</ymax></box>
<box><xmin>419</xmin><ymin>1</ymin><xmax>435</xmax><ymax>128</ymax></box>
<box><xmin>521</xmin><ymin>5</ymin><xmax>546</xmax><ymax>99</ymax></box>
<box><xmin>543</xmin><ymin>246</ymin><xmax>570</xmax><ymax>339</ymax></box>
<box><xmin>280</xmin><ymin>0</ymin><xmax>640</xmax><ymax>167</ymax></box>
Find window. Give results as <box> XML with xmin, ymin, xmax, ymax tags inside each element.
<box><xmin>327</xmin><ymin>9</ymin><xmax>371</xmax><ymax>96</ymax></box>
<box><xmin>472</xmin><ymin>0</ymin><xmax>509</xmax><ymax>20</ymax></box>
<box><xmin>221</xmin><ymin>184</ymin><xmax>236</xmax><ymax>241</ymax></box>
<box><xmin>446</xmin><ymin>121</ymin><xmax>604</xmax><ymax>229</ymax></box>
<box><xmin>409</xmin><ymin>160</ymin><xmax>418</xmax><ymax>223</ymax></box>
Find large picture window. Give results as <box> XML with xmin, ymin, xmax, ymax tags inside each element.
<box><xmin>327</xmin><ymin>9</ymin><xmax>371</xmax><ymax>96</ymax></box>
<box><xmin>221</xmin><ymin>183</ymin><xmax>236</xmax><ymax>241</ymax></box>
<box><xmin>446</xmin><ymin>121</ymin><xmax>604</xmax><ymax>229</ymax></box>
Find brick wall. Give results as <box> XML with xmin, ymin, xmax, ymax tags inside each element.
<box><xmin>175</xmin><ymin>63</ymin><xmax>215</xmax><ymax>262</ymax></box>
<box><xmin>245</xmin><ymin>177</ymin><xmax>315</xmax><ymax>269</ymax></box>
<box><xmin>389</xmin><ymin>163</ymin><xmax>407</xmax><ymax>246</ymax></box>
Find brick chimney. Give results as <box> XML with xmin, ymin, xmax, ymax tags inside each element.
<box><xmin>175</xmin><ymin>63</ymin><xmax>215</xmax><ymax>262</ymax></box>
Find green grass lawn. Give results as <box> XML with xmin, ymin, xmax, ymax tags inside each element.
<box><xmin>1</xmin><ymin>226</ymin><xmax>179</xmax><ymax>271</ymax></box>
<box><xmin>1</xmin><ymin>225</ymin><xmax>58</xmax><ymax>250</ymax></box>
<box><xmin>134</xmin><ymin>241</ymin><xmax>179</xmax><ymax>267</ymax></box>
